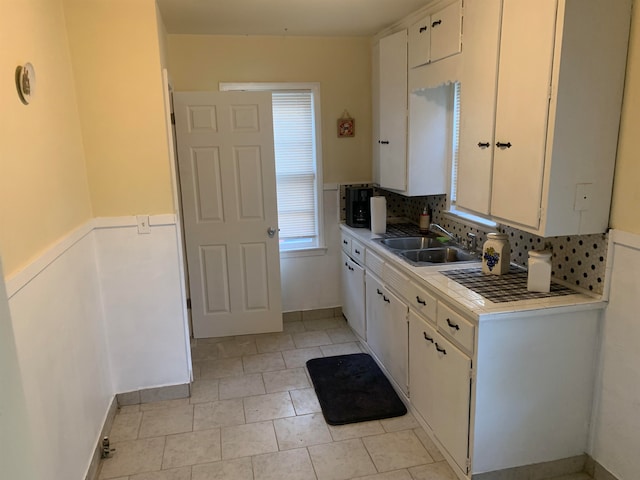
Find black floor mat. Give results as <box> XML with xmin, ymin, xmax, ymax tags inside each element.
<box><xmin>306</xmin><ymin>353</ymin><xmax>407</xmax><ymax>425</ymax></box>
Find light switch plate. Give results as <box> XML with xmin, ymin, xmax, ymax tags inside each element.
<box><xmin>136</xmin><ymin>215</ymin><xmax>151</xmax><ymax>234</ymax></box>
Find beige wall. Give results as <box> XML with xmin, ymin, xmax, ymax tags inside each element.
<box><xmin>610</xmin><ymin>3</ymin><xmax>640</xmax><ymax>234</ymax></box>
<box><xmin>63</xmin><ymin>0</ymin><xmax>174</xmax><ymax>217</ymax></box>
<box><xmin>166</xmin><ymin>35</ymin><xmax>372</xmax><ymax>184</ymax></box>
<box><xmin>0</xmin><ymin>0</ymin><xmax>92</xmax><ymax>276</ymax></box>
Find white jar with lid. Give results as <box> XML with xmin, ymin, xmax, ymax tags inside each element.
<box><xmin>527</xmin><ymin>250</ymin><xmax>552</xmax><ymax>292</ymax></box>
<box><xmin>482</xmin><ymin>233</ymin><xmax>510</xmax><ymax>275</ymax></box>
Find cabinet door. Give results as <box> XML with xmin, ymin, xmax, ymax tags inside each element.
<box><xmin>429</xmin><ymin>0</ymin><xmax>462</xmax><ymax>62</ymax></box>
<box><xmin>430</xmin><ymin>333</ymin><xmax>471</xmax><ymax>474</ymax></box>
<box><xmin>385</xmin><ymin>286</ymin><xmax>408</xmax><ymax>395</ymax></box>
<box><xmin>365</xmin><ymin>271</ymin><xmax>386</xmax><ymax>363</ymax></box>
<box><xmin>379</xmin><ymin>30</ymin><xmax>408</xmax><ymax>191</ymax></box>
<box><xmin>456</xmin><ymin>0</ymin><xmax>502</xmax><ymax>215</ymax></box>
<box><xmin>409</xmin><ymin>311</ymin><xmax>439</xmax><ymax>428</ymax></box>
<box><xmin>408</xmin><ymin>15</ymin><xmax>431</xmax><ymax>68</ymax></box>
<box><xmin>491</xmin><ymin>0</ymin><xmax>557</xmax><ymax>229</ymax></box>
<box><xmin>341</xmin><ymin>253</ymin><xmax>365</xmax><ymax>339</ymax></box>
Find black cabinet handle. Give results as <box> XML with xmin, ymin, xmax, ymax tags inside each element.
<box><xmin>435</xmin><ymin>343</ymin><xmax>447</xmax><ymax>354</ymax></box>
<box><xmin>432</xmin><ymin>19</ymin><xmax>442</xmax><ymax>27</ymax></box>
<box><xmin>354</xmin><ymin>249</ymin><xmax>360</xmax><ymax>255</ymax></box>
<box><xmin>344</xmin><ymin>262</ymin><xmax>348</xmax><ymax>267</ymax></box>
<box><xmin>423</xmin><ymin>332</ymin><xmax>434</xmax><ymax>343</ymax></box>
<box><xmin>496</xmin><ymin>141</ymin><xmax>512</xmax><ymax>148</ymax></box>
<box><xmin>379</xmin><ymin>140</ymin><xmax>390</xmax><ymax>145</ymax></box>
<box><xmin>419</xmin><ymin>26</ymin><xmax>428</xmax><ymax>33</ymax></box>
<box><xmin>477</xmin><ymin>142</ymin><xmax>490</xmax><ymax>148</ymax></box>
<box><xmin>383</xmin><ymin>295</ymin><xmax>390</xmax><ymax>303</ymax></box>
<box><xmin>446</xmin><ymin>318</ymin><xmax>460</xmax><ymax>330</ymax></box>
<box><xmin>416</xmin><ymin>296</ymin><xmax>427</xmax><ymax>306</ymax></box>
<box><xmin>348</xmin><ymin>266</ymin><xmax>354</xmax><ymax>271</ymax></box>
<box><xmin>376</xmin><ymin>288</ymin><xmax>383</xmax><ymax>296</ymax></box>
<box><xmin>343</xmin><ymin>240</ymin><xmax>348</xmax><ymax>245</ymax></box>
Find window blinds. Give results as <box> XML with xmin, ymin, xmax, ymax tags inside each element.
<box><xmin>272</xmin><ymin>91</ymin><xmax>318</xmax><ymax>245</ymax></box>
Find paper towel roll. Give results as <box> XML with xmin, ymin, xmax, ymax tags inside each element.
<box><xmin>370</xmin><ymin>196</ymin><xmax>387</xmax><ymax>234</ymax></box>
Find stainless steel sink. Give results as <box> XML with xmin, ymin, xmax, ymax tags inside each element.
<box><xmin>374</xmin><ymin>235</ymin><xmax>480</xmax><ymax>266</ymax></box>
<box><xmin>400</xmin><ymin>247</ymin><xmax>479</xmax><ymax>265</ymax></box>
<box><xmin>375</xmin><ymin>236</ymin><xmax>445</xmax><ymax>250</ymax></box>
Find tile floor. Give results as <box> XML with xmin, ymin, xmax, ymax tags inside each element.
<box><xmin>97</xmin><ymin>314</ymin><xmax>593</xmax><ymax>480</ymax></box>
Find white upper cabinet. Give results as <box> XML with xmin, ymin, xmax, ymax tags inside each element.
<box><xmin>408</xmin><ymin>1</ymin><xmax>462</xmax><ymax>69</ymax></box>
<box><xmin>378</xmin><ymin>29</ymin><xmax>408</xmax><ymax>192</ymax></box>
<box><xmin>457</xmin><ymin>0</ymin><xmax>631</xmax><ymax>236</ymax></box>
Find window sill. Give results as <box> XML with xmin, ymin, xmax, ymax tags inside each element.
<box><xmin>444</xmin><ymin>208</ymin><xmax>498</xmax><ymax>230</ymax></box>
<box><xmin>280</xmin><ymin>246</ymin><xmax>328</xmax><ymax>259</ymax></box>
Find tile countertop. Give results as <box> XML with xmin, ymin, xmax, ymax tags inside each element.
<box><xmin>340</xmin><ymin>224</ymin><xmax>606</xmax><ymax>321</ymax></box>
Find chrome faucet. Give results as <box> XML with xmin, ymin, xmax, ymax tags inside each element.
<box><xmin>466</xmin><ymin>232</ymin><xmax>478</xmax><ymax>252</ymax></box>
<box><xmin>429</xmin><ymin>223</ymin><xmax>457</xmax><ymax>242</ymax></box>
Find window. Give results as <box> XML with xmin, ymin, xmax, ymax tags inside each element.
<box><xmin>220</xmin><ymin>83</ymin><xmax>324</xmax><ymax>253</ymax></box>
<box><xmin>448</xmin><ymin>82</ymin><xmax>497</xmax><ymax>228</ymax></box>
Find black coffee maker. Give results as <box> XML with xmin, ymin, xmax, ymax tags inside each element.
<box><xmin>345</xmin><ymin>187</ymin><xmax>373</xmax><ymax>228</ymax></box>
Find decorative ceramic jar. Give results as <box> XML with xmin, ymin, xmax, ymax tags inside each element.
<box><xmin>527</xmin><ymin>250</ymin><xmax>553</xmax><ymax>292</ymax></box>
<box><xmin>482</xmin><ymin>233</ymin><xmax>510</xmax><ymax>275</ymax></box>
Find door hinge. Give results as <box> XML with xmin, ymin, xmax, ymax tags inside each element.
<box><xmin>469</xmin><ymin>368</ymin><xmax>475</xmax><ymax>383</ymax></box>
<box><xmin>186</xmin><ymin>298</ymin><xmax>191</xmax><ymax>309</ymax></box>
<box><xmin>171</xmin><ymin>112</ymin><xmax>176</xmax><ymax>125</ymax></box>
<box><xmin>466</xmin><ymin>457</ymin><xmax>471</xmax><ymax>472</ymax></box>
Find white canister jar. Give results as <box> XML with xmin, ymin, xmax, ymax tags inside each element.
<box><xmin>527</xmin><ymin>250</ymin><xmax>553</xmax><ymax>292</ymax></box>
<box><xmin>482</xmin><ymin>233</ymin><xmax>510</xmax><ymax>275</ymax></box>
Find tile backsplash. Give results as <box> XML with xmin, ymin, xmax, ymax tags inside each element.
<box><xmin>340</xmin><ymin>184</ymin><xmax>608</xmax><ymax>295</ymax></box>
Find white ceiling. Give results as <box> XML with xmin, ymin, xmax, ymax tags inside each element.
<box><xmin>157</xmin><ymin>0</ymin><xmax>431</xmax><ymax>37</ymax></box>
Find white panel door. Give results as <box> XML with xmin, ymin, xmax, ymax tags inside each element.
<box><xmin>409</xmin><ymin>310</ymin><xmax>438</xmax><ymax>429</ymax></box>
<box><xmin>341</xmin><ymin>253</ymin><xmax>366</xmax><ymax>340</ymax></box>
<box><xmin>174</xmin><ymin>91</ymin><xmax>282</xmax><ymax>338</ymax></box>
<box><xmin>491</xmin><ymin>0</ymin><xmax>558</xmax><ymax>228</ymax></box>
<box><xmin>385</xmin><ymin>286</ymin><xmax>408</xmax><ymax>395</ymax></box>
<box><xmin>365</xmin><ymin>271</ymin><xmax>385</xmax><ymax>363</ymax></box>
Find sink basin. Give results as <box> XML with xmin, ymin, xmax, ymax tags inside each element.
<box><xmin>376</xmin><ymin>236</ymin><xmax>444</xmax><ymax>250</ymax></box>
<box><xmin>400</xmin><ymin>247</ymin><xmax>479</xmax><ymax>265</ymax></box>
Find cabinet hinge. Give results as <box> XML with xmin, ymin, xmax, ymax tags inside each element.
<box><xmin>466</xmin><ymin>457</ymin><xmax>471</xmax><ymax>471</ymax></box>
<box><xmin>469</xmin><ymin>368</ymin><xmax>475</xmax><ymax>383</ymax></box>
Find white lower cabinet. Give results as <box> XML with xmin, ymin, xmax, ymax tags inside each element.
<box><xmin>409</xmin><ymin>310</ymin><xmax>471</xmax><ymax>474</ymax></box>
<box><xmin>341</xmin><ymin>252</ymin><xmax>365</xmax><ymax>339</ymax></box>
<box><xmin>365</xmin><ymin>271</ymin><xmax>409</xmax><ymax>395</ymax></box>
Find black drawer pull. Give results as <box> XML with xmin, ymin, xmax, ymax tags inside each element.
<box><xmin>348</xmin><ymin>265</ymin><xmax>354</xmax><ymax>271</ymax></box>
<box><xmin>343</xmin><ymin>240</ymin><xmax>348</xmax><ymax>245</ymax></box>
<box><xmin>383</xmin><ymin>295</ymin><xmax>390</xmax><ymax>303</ymax></box>
<box><xmin>432</xmin><ymin>19</ymin><xmax>442</xmax><ymax>27</ymax></box>
<box><xmin>423</xmin><ymin>332</ymin><xmax>434</xmax><ymax>343</ymax></box>
<box><xmin>446</xmin><ymin>318</ymin><xmax>460</xmax><ymax>330</ymax></box>
<box><xmin>435</xmin><ymin>343</ymin><xmax>447</xmax><ymax>355</ymax></box>
<box><xmin>419</xmin><ymin>26</ymin><xmax>428</xmax><ymax>33</ymax></box>
<box><xmin>416</xmin><ymin>296</ymin><xmax>427</xmax><ymax>306</ymax></box>
<box><xmin>477</xmin><ymin>142</ymin><xmax>490</xmax><ymax>148</ymax></box>
<box><xmin>379</xmin><ymin>140</ymin><xmax>390</xmax><ymax>145</ymax></box>
<box><xmin>354</xmin><ymin>249</ymin><xmax>361</xmax><ymax>255</ymax></box>
<box><xmin>376</xmin><ymin>288</ymin><xmax>383</xmax><ymax>296</ymax></box>
<box><xmin>496</xmin><ymin>141</ymin><xmax>512</xmax><ymax>148</ymax></box>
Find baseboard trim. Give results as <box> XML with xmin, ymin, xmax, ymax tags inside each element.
<box><xmin>585</xmin><ymin>455</ymin><xmax>619</xmax><ymax>480</ymax></box>
<box><xmin>283</xmin><ymin>307</ymin><xmax>342</xmax><ymax>323</ymax></box>
<box><xmin>116</xmin><ymin>383</ymin><xmax>190</xmax><ymax>406</ymax></box>
<box><xmin>471</xmin><ymin>455</ymin><xmax>586</xmax><ymax>480</ymax></box>
<box><xmin>85</xmin><ymin>396</ymin><xmax>118</xmax><ymax>480</ymax></box>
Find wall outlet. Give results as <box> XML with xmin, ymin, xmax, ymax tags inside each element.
<box><xmin>136</xmin><ymin>215</ymin><xmax>151</xmax><ymax>234</ymax></box>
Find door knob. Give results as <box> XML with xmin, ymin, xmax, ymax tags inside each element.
<box><xmin>267</xmin><ymin>227</ymin><xmax>278</xmax><ymax>238</ymax></box>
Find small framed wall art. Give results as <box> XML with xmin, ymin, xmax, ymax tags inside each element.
<box><xmin>337</xmin><ymin>110</ymin><xmax>355</xmax><ymax>137</ymax></box>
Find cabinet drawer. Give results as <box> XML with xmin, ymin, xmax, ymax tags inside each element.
<box><xmin>341</xmin><ymin>232</ymin><xmax>351</xmax><ymax>255</ymax></box>
<box><xmin>351</xmin><ymin>239</ymin><xmax>365</xmax><ymax>264</ymax></box>
<box><xmin>437</xmin><ymin>302</ymin><xmax>475</xmax><ymax>354</ymax></box>
<box><xmin>365</xmin><ymin>249</ymin><xmax>385</xmax><ymax>278</ymax></box>
<box><xmin>383</xmin><ymin>262</ymin><xmax>409</xmax><ymax>297</ymax></box>
<box><xmin>407</xmin><ymin>281</ymin><xmax>437</xmax><ymax>323</ymax></box>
